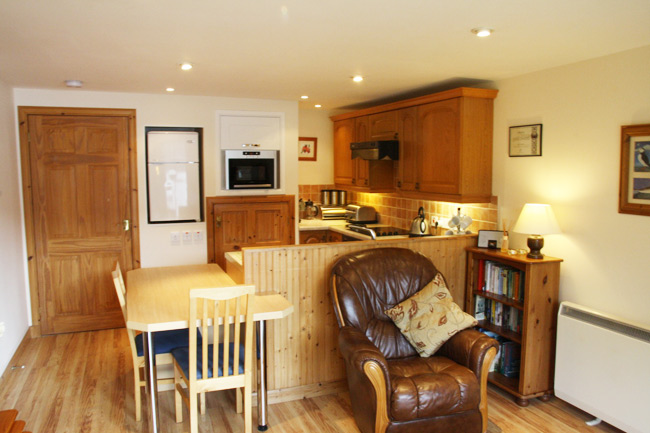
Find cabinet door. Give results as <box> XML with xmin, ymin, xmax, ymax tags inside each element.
<box><xmin>327</xmin><ymin>231</ymin><xmax>343</xmax><ymax>242</ymax></box>
<box><xmin>219</xmin><ymin>114</ymin><xmax>282</xmax><ymax>149</ymax></box>
<box><xmin>299</xmin><ymin>230</ymin><xmax>327</xmax><ymax>244</ymax></box>
<box><xmin>333</xmin><ymin>119</ymin><xmax>356</xmax><ymax>186</ymax></box>
<box><xmin>416</xmin><ymin>99</ymin><xmax>460</xmax><ymax>194</ymax></box>
<box><xmin>369</xmin><ymin>111</ymin><xmax>398</xmax><ymax>139</ymax></box>
<box><xmin>397</xmin><ymin>107</ymin><xmax>418</xmax><ymax>191</ymax></box>
<box><xmin>354</xmin><ymin>117</ymin><xmax>370</xmax><ymax>187</ymax></box>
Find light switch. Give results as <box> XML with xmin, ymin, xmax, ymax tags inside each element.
<box><xmin>182</xmin><ymin>231</ymin><xmax>192</xmax><ymax>242</ymax></box>
<box><xmin>170</xmin><ymin>231</ymin><xmax>181</xmax><ymax>243</ymax></box>
<box><xmin>193</xmin><ymin>231</ymin><xmax>204</xmax><ymax>242</ymax></box>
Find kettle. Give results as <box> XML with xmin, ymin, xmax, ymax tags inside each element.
<box><xmin>409</xmin><ymin>207</ymin><xmax>430</xmax><ymax>237</ymax></box>
<box><xmin>304</xmin><ymin>200</ymin><xmax>319</xmax><ymax>219</ymax></box>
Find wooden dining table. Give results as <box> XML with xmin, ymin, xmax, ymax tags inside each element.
<box><xmin>126</xmin><ymin>263</ymin><xmax>293</xmax><ymax>433</ymax></box>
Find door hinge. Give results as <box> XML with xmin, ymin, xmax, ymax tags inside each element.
<box><xmin>215</xmin><ymin>216</ymin><xmax>222</xmax><ymax>228</ymax></box>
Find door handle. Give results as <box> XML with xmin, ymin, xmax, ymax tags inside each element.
<box><xmin>123</xmin><ymin>219</ymin><xmax>130</xmax><ymax>231</ymax></box>
<box><xmin>215</xmin><ymin>216</ymin><xmax>222</xmax><ymax>228</ymax></box>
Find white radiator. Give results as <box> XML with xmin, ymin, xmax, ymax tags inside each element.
<box><xmin>555</xmin><ymin>302</ymin><xmax>650</xmax><ymax>433</ymax></box>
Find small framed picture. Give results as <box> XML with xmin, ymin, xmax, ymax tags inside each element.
<box><xmin>619</xmin><ymin>124</ymin><xmax>650</xmax><ymax>216</ymax></box>
<box><xmin>509</xmin><ymin>124</ymin><xmax>542</xmax><ymax>157</ymax></box>
<box><xmin>298</xmin><ymin>137</ymin><xmax>317</xmax><ymax>161</ymax></box>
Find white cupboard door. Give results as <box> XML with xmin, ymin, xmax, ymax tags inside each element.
<box><xmin>147</xmin><ymin>163</ymin><xmax>201</xmax><ymax>222</ymax></box>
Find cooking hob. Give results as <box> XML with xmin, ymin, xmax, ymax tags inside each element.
<box><xmin>347</xmin><ymin>223</ymin><xmax>410</xmax><ymax>239</ymax></box>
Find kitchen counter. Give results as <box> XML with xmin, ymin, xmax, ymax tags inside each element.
<box><xmin>299</xmin><ymin>219</ymin><xmax>421</xmax><ymax>241</ymax></box>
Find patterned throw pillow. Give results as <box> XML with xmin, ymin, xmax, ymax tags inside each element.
<box><xmin>385</xmin><ymin>273</ymin><xmax>477</xmax><ymax>357</ymax></box>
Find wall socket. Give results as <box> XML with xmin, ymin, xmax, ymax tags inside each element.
<box><xmin>170</xmin><ymin>232</ymin><xmax>180</xmax><ymax>243</ymax></box>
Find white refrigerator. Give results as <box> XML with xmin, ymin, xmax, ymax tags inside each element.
<box><xmin>146</xmin><ymin>130</ymin><xmax>202</xmax><ymax>223</ymax></box>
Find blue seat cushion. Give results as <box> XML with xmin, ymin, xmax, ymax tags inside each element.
<box><xmin>135</xmin><ymin>329</ymin><xmax>201</xmax><ymax>357</ymax></box>
<box><xmin>171</xmin><ymin>343</ymin><xmax>245</xmax><ymax>379</ymax></box>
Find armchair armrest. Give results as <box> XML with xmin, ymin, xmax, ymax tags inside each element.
<box><xmin>338</xmin><ymin>326</ymin><xmax>391</xmax><ymax>433</ymax></box>
<box><xmin>339</xmin><ymin>326</ymin><xmax>390</xmax><ymax>381</ymax></box>
<box><xmin>436</xmin><ymin>329</ymin><xmax>499</xmax><ymax>379</ymax></box>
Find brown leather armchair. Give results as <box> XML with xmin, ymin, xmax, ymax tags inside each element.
<box><xmin>330</xmin><ymin>248</ymin><xmax>498</xmax><ymax>433</ymax></box>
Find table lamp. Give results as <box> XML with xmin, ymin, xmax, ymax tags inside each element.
<box><xmin>512</xmin><ymin>203</ymin><xmax>561</xmax><ymax>259</ymax></box>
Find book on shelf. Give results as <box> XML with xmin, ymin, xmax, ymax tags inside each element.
<box><xmin>474</xmin><ymin>296</ymin><xmax>521</xmax><ymax>333</ymax></box>
<box><xmin>478</xmin><ymin>260</ymin><xmax>525</xmax><ymax>302</ymax></box>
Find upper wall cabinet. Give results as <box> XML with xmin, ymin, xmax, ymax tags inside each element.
<box><xmin>331</xmin><ymin>87</ymin><xmax>498</xmax><ymax>202</ymax></box>
<box><xmin>218</xmin><ymin>111</ymin><xmax>283</xmax><ymax>150</ymax></box>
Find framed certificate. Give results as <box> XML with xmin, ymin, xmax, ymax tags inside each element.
<box><xmin>509</xmin><ymin>124</ymin><xmax>542</xmax><ymax>157</ymax></box>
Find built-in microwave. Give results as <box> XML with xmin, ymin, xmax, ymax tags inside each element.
<box><xmin>223</xmin><ymin>149</ymin><xmax>279</xmax><ymax>190</ymax></box>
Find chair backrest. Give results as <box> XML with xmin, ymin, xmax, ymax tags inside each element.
<box><xmin>330</xmin><ymin>247</ymin><xmax>440</xmax><ymax>359</ymax></box>
<box><xmin>189</xmin><ymin>285</ymin><xmax>255</xmax><ymax>386</ymax></box>
<box><xmin>112</xmin><ymin>262</ymin><xmax>139</xmax><ymax>359</ymax></box>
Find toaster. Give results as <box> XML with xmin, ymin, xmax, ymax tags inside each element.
<box><xmin>345</xmin><ymin>204</ymin><xmax>377</xmax><ymax>223</ymax></box>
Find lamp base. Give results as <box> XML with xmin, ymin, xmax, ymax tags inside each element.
<box><xmin>527</xmin><ymin>235</ymin><xmax>545</xmax><ymax>259</ymax></box>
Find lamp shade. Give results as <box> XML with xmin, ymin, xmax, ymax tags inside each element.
<box><xmin>512</xmin><ymin>203</ymin><xmax>561</xmax><ymax>235</ymax></box>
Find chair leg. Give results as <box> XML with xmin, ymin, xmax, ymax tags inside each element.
<box><xmin>174</xmin><ymin>367</ymin><xmax>183</xmax><ymax>423</ymax></box>
<box><xmin>134</xmin><ymin>369</ymin><xmax>142</xmax><ymax>422</ymax></box>
<box><xmin>189</xmin><ymin>388</ymin><xmax>198</xmax><ymax>433</ymax></box>
<box><xmin>236</xmin><ymin>388</ymin><xmax>243</xmax><ymax>414</ymax></box>
<box><xmin>200</xmin><ymin>392</ymin><xmax>206</xmax><ymax>414</ymax></box>
<box><xmin>244</xmin><ymin>377</ymin><xmax>252</xmax><ymax>433</ymax></box>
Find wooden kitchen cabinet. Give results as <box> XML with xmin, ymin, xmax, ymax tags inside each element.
<box><xmin>333</xmin><ymin>116</ymin><xmax>394</xmax><ymax>192</ymax></box>
<box><xmin>207</xmin><ymin>195</ymin><xmax>295</xmax><ymax>269</ymax></box>
<box><xmin>333</xmin><ymin>118</ymin><xmax>355</xmax><ymax>186</ymax></box>
<box><xmin>299</xmin><ymin>230</ymin><xmax>328</xmax><ymax>244</ymax></box>
<box><xmin>396</xmin><ymin>106</ymin><xmax>418</xmax><ymax>191</ymax></box>
<box><xmin>332</xmin><ymin>87</ymin><xmax>497</xmax><ymax>202</ymax></box>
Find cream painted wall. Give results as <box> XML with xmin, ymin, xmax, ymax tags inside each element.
<box><xmin>0</xmin><ymin>78</ymin><xmax>30</xmax><ymax>375</ymax></box>
<box><xmin>13</xmin><ymin>89</ymin><xmax>299</xmax><ymax>268</ymax></box>
<box><xmin>298</xmin><ymin>108</ymin><xmax>334</xmax><ymax>184</ymax></box>
<box><xmin>493</xmin><ymin>44</ymin><xmax>650</xmax><ymax>326</ymax></box>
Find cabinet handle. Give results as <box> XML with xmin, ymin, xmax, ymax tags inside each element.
<box><xmin>397</xmin><ymin>180</ymin><xmax>402</xmax><ymax>188</ymax></box>
<box><xmin>415</xmin><ymin>182</ymin><xmax>420</xmax><ymax>190</ymax></box>
<box><xmin>364</xmin><ymin>179</ymin><xmax>369</xmax><ymax>186</ymax></box>
<box><xmin>352</xmin><ymin>179</ymin><xmax>356</xmax><ymax>184</ymax></box>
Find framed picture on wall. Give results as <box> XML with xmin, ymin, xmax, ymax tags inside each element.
<box><xmin>619</xmin><ymin>123</ymin><xmax>650</xmax><ymax>216</ymax></box>
<box><xmin>509</xmin><ymin>124</ymin><xmax>542</xmax><ymax>157</ymax></box>
<box><xmin>298</xmin><ymin>137</ymin><xmax>317</xmax><ymax>161</ymax></box>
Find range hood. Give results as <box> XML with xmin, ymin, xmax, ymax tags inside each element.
<box><xmin>350</xmin><ymin>140</ymin><xmax>399</xmax><ymax>160</ymax></box>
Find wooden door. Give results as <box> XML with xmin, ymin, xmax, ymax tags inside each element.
<box><xmin>333</xmin><ymin>119</ymin><xmax>355</xmax><ymax>186</ymax></box>
<box><xmin>416</xmin><ymin>99</ymin><xmax>461</xmax><ymax>194</ymax></box>
<box><xmin>397</xmin><ymin>107</ymin><xmax>418</xmax><ymax>191</ymax></box>
<box><xmin>20</xmin><ymin>108</ymin><xmax>138</xmax><ymax>335</ymax></box>
<box><xmin>207</xmin><ymin>195</ymin><xmax>295</xmax><ymax>269</ymax></box>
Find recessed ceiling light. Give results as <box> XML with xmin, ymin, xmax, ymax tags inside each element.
<box><xmin>166</xmin><ymin>87</ymin><xmax>175</xmax><ymax>92</ymax></box>
<box><xmin>64</xmin><ymin>79</ymin><xmax>83</xmax><ymax>88</ymax></box>
<box><xmin>314</xmin><ymin>104</ymin><xmax>322</xmax><ymax>108</ymax></box>
<box><xmin>471</xmin><ymin>28</ymin><xmax>493</xmax><ymax>37</ymax></box>
<box><xmin>352</xmin><ymin>75</ymin><xmax>364</xmax><ymax>83</ymax></box>
<box><xmin>180</xmin><ymin>63</ymin><xmax>193</xmax><ymax>71</ymax></box>
<box><xmin>301</xmin><ymin>95</ymin><xmax>309</xmax><ymax>99</ymax></box>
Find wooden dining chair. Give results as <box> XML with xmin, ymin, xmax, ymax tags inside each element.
<box><xmin>171</xmin><ymin>285</ymin><xmax>255</xmax><ymax>433</ymax></box>
<box><xmin>112</xmin><ymin>262</ymin><xmax>198</xmax><ymax>421</ymax></box>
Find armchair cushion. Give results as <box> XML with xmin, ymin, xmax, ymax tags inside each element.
<box><xmin>385</xmin><ymin>273</ymin><xmax>477</xmax><ymax>357</ymax></box>
<box><xmin>388</xmin><ymin>356</ymin><xmax>479</xmax><ymax>420</ymax></box>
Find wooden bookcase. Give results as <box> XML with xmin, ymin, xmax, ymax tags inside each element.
<box><xmin>465</xmin><ymin>247</ymin><xmax>562</xmax><ymax>406</ymax></box>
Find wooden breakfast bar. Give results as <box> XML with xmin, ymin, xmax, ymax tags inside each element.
<box><xmin>126</xmin><ymin>264</ymin><xmax>293</xmax><ymax>433</ymax></box>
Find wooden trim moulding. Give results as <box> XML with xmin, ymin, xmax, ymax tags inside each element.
<box><xmin>330</xmin><ymin>87</ymin><xmax>498</xmax><ymax>122</ymax></box>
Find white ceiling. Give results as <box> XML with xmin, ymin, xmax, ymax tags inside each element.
<box><xmin>2</xmin><ymin>0</ymin><xmax>650</xmax><ymax>110</ymax></box>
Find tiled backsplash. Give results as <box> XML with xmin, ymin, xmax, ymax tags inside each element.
<box><xmin>298</xmin><ymin>184</ymin><xmax>498</xmax><ymax>233</ymax></box>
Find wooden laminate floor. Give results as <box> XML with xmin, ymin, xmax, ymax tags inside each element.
<box><xmin>0</xmin><ymin>329</ymin><xmax>624</xmax><ymax>433</ymax></box>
